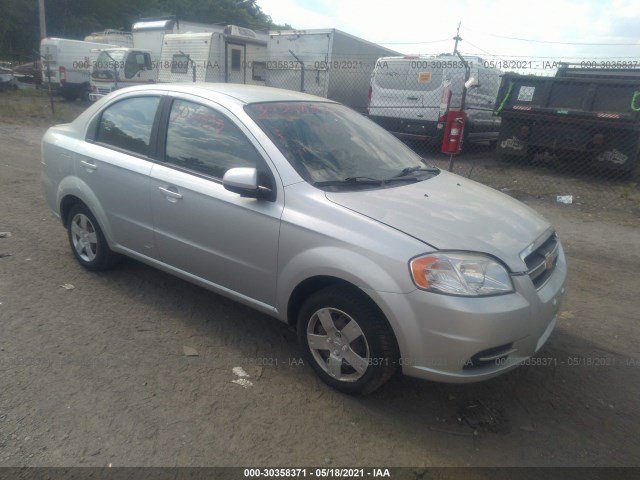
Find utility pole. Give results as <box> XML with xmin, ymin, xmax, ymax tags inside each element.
<box><xmin>452</xmin><ymin>21</ymin><xmax>461</xmax><ymax>56</ymax></box>
<box><xmin>448</xmin><ymin>21</ymin><xmax>469</xmax><ymax>172</ymax></box>
<box><xmin>38</xmin><ymin>0</ymin><xmax>47</xmax><ymax>39</ymax></box>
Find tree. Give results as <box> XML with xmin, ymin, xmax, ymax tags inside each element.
<box><xmin>0</xmin><ymin>0</ymin><xmax>290</xmax><ymax>61</ymax></box>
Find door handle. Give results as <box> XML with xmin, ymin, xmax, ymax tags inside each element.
<box><xmin>80</xmin><ymin>160</ymin><xmax>97</xmax><ymax>171</ymax></box>
<box><xmin>158</xmin><ymin>186</ymin><xmax>183</xmax><ymax>200</ymax></box>
<box><xmin>406</xmin><ymin>96</ymin><xmax>419</xmax><ymax>100</ymax></box>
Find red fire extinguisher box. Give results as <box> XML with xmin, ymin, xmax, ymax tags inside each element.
<box><xmin>441</xmin><ymin>110</ymin><xmax>466</xmax><ymax>155</ymax></box>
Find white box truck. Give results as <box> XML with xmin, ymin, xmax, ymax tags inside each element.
<box><xmin>157</xmin><ymin>27</ymin><xmax>268</xmax><ymax>84</ymax></box>
<box><xmin>89</xmin><ymin>17</ymin><xmax>222</xmax><ymax>100</ymax></box>
<box><xmin>40</xmin><ymin>38</ymin><xmax>117</xmax><ymax>101</ymax></box>
<box><xmin>84</xmin><ymin>30</ymin><xmax>133</xmax><ymax>47</ymax></box>
<box><xmin>265</xmin><ymin>29</ymin><xmax>400</xmax><ymax>113</ymax></box>
<box><xmin>90</xmin><ymin>47</ymin><xmax>155</xmax><ymax>100</ymax></box>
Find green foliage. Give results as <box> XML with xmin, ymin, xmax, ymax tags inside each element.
<box><xmin>0</xmin><ymin>0</ymin><xmax>290</xmax><ymax>61</ymax></box>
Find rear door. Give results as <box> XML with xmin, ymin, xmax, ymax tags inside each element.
<box><xmin>370</xmin><ymin>58</ymin><xmax>444</xmax><ymax>122</ymax></box>
<box><xmin>369</xmin><ymin>58</ymin><xmax>446</xmax><ymax>140</ymax></box>
<box><xmin>465</xmin><ymin>66</ymin><xmax>501</xmax><ymax>140</ymax></box>
<box><xmin>79</xmin><ymin>93</ymin><xmax>162</xmax><ymax>257</ymax></box>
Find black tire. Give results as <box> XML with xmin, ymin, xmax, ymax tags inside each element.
<box><xmin>297</xmin><ymin>285</ymin><xmax>398</xmax><ymax>395</ymax></box>
<box><xmin>499</xmin><ymin>151</ymin><xmax>533</xmax><ymax>165</ymax></box>
<box><xmin>66</xmin><ymin>203</ymin><xmax>120</xmax><ymax>271</ymax></box>
<box><xmin>61</xmin><ymin>90</ymin><xmax>78</xmax><ymax>101</ymax></box>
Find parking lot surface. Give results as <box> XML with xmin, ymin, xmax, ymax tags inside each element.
<box><xmin>0</xmin><ymin>122</ymin><xmax>639</xmax><ymax>467</ymax></box>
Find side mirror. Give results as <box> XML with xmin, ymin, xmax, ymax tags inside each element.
<box><xmin>223</xmin><ymin>167</ymin><xmax>272</xmax><ymax>199</ymax></box>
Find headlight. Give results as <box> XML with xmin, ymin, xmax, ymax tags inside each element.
<box><xmin>410</xmin><ymin>252</ymin><xmax>514</xmax><ymax>296</ymax></box>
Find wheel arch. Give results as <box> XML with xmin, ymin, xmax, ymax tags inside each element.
<box><xmin>286</xmin><ymin>276</ymin><xmax>401</xmax><ymax>360</ymax></box>
<box><xmin>57</xmin><ymin>185</ymin><xmax>115</xmax><ymax>248</ymax></box>
<box><xmin>59</xmin><ymin>194</ymin><xmax>83</xmax><ymax>226</ymax></box>
<box><xmin>287</xmin><ymin>276</ymin><xmax>357</xmax><ymax>329</ymax></box>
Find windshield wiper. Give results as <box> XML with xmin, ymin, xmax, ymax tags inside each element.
<box><xmin>394</xmin><ymin>165</ymin><xmax>440</xmax><ymax>177</ymax></box>
<box><xmin>313</xmin><ymin>176</ymin><xmax>384</xmax><ymax>187</ymax></box>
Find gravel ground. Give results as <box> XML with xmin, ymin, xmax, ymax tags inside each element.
<box><xmin>0</xmin><ymin>121</ymin><xmax>639</xmax><ymax>469</ymax></box>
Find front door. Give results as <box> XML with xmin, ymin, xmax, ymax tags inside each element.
<box><xmin>150</xmin><ymin>95</ymin><xmax>282</xmax><ymax>306</ymax></box>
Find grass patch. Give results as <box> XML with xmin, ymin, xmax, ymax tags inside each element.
<box><xmin>0</xmin><ymin>88</ymin><xmax>88</xmax><ymax>126</ymax></box>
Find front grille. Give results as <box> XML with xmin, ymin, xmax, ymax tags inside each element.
<box><xmin>525</xmin><ymin>233</ymin><xmax>559</xmax><ymax>289</ymax></box>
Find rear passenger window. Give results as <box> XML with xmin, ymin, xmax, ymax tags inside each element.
<box><xmin>164</xmin><ymin>99</ymin><xmax>259</xmax><ymax>178</ymax></box>
<box><xmin>96</xmin><ymin>96</ymin><xmax>160</xmax><ymax>156</ymax></box>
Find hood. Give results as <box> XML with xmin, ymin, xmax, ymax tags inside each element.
<box><xmin>325</xmin><ymin>171</ymin><xmax>551</xmax><ymax>272</ymax></box>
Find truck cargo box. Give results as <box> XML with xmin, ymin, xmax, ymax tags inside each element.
<box><xmin>495</xmin><ymin>70</ymin><xmax>640</xmax><ymax>173</ymax></box>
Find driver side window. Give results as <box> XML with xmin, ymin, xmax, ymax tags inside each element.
<box><xmin>164</xmin><ymin>99</ymin><xmax>259</xmax><ymax>179</ymax></box>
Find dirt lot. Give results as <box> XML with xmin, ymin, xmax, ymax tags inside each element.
<box><xmin>0</xmin><ymin>99</ymin><xmax>639</xmax><ymax>469</ymax></box>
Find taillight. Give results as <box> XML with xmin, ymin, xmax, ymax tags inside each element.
<box><xmin>590</xmin><ymin>133</ymin><xmax>604</xmax><ymax>145</ymax></box>
<box><xmin>59</xmin><ymin>66</ymin><xmax>66</xmax><ymax>84</ymax></box>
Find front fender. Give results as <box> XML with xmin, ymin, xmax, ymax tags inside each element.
<box><xmin>277</xmin><ymin>246</ymin><xmax>413</xmax><ymax>316</ymax></box>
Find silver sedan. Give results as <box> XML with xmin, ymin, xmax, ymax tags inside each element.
<box><xmin>41</xmin><ymin>84</ymin><xmax>567</xmax><ymax>394</ymax></box>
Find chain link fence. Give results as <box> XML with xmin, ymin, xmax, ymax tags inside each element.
<box><xmin>4</xmin><ymin>49</ymin><xmax>639</xmax><ymax>217</ymax></box>
<box><xmin>262</xmin><ymin>54</ymin><xmax>640</xmax><ymax>216</ymax></box>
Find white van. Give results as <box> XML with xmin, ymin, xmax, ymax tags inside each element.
<box><xmin>368</xmin><ymin>54</ymin><xmax>502</xmax><ymax>146</ymax></box>
<box><xmin>41</xmin><ymin>38</ymin><xmax>117</xmax><ymax>101</ymax></box>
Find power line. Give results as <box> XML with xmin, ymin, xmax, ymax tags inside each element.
<box><xmin>377</xmin><ymin>38</ymin><xmax>451</xmax><ymax>45</ymax></box>
<box><xmin>464</xmin><ymin>28</ymin><xmax>639</xmax><ymax>46</ymax></box>
<box><xmin>459</xmin><ymin>50</ymin><xmax>640</xmax><ymax>60</ymax></box>
<box><xmin>461</xmin><ymin>40</ymin><xmax>496</xmax><ymax>58</ymax></box>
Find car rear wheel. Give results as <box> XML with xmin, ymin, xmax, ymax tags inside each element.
<box><xmin>297</xmin><ymin>286</ymin><xmax>398</xmax><ymax>395</ymax></box>
<box><xmin>67</xmin><ymin>204</ymin><xmax>119</xmax><ymax>271</ymax></box>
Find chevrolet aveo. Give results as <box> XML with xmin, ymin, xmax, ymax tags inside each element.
<box><xmin>41</xmin><ymin>84</ymin><xmax>567</xmax><ymax>395</ymax></box>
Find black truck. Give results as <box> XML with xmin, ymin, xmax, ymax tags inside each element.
<box><xmin>494</xmin><ymin>65</ymin><xmax>640</xmax><ymax>175</ymax></box>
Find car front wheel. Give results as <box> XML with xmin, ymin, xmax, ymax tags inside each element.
<box><xmin>297</xmin><ymin>286</ymin><xmax>398</xmax><ymax>395</ymax></box>
<box><xmin>67</xmin><ymin>204</ymin><xmax>119</xmax><ymax>271</ymax></box>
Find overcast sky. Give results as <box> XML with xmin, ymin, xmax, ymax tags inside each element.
<box><xmin>258</xmin><ymin>0</ymin><xmax>640</xmax><ymax>74</ymax></box>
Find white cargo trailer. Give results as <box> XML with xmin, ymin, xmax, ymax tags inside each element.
<box><xmin>266</xmin><ymin>29</ymin><xmax>400</xmax><ymax>113</ymax></box>
<box><xmin>157</xmin><ymin>27</ymin><xmax>268</xmax><ymax>84</ymax></box>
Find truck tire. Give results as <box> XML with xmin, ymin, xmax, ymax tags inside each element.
<box><xmin>61</xmin><ymin>90</ymin><xmax>78</xmax><ymax>101</ymax></box>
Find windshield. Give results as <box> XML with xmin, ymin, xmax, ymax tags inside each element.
<box><xmin>92</xmin><ymin>51</ymin><xmax>126</xmax><ymax>79</ymax></box>
<box><xmin>245</xmin><ymin>102</ymin><xmax>438</xmax><ymax>189</ymax></box>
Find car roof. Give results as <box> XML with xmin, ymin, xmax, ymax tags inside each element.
<box><xmin>119</xmin><ymin>83</ymin><xmax>335</xmax><ymax>105</ymax></box>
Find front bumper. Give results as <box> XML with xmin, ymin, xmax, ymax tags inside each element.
<box><xmin>370</xmin><ymin>244</ymin><xmax>567</xmax><ymax>383</ymax></box>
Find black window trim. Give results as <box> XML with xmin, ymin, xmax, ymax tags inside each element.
<box><xmin>86</xmin><ymin>94</ymin><xmax>164</xmax><ymax>161</ymax></box>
